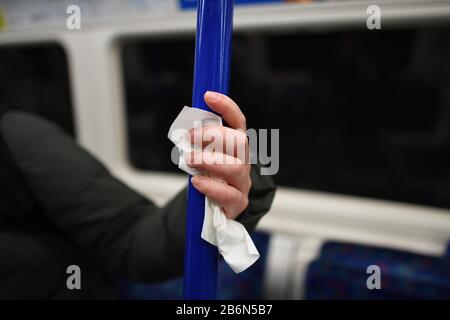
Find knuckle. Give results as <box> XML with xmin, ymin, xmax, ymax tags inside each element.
<box><xmin>242</xmin><ymin>195</ymin><xmax>249</xmax><ymax>211</ymax></box>
<box><xmin>236</xmin><ymin>130</ymin><xmax>247</xmax><ymax>146</ymax></box>
<box><xmin>241</xmin><ymin>115</ymin><xmax>247</xmax><ymax>128</ymax></box>
<box><xmin>232</xmin><ymin>163</ymin><xmax>245</xmax><ymax>176</ymax></box>
<box><xmin>247</xmin><ymin>177</ymin><xmax>252</xmax><ymax>193</ymax></box>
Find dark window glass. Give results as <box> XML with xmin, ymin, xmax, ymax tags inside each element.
<box><xmin>122</xmin><ymin>37</ymin><xmax>195</xmax><ymax>173</ymax></box>
<box><xmin>0</xmin><ymin>43</ymin><xmax>74</xmax><ymax>135</ymax></box>
<box><xmin>122</xmin><ymin>27</ymin><xmax>450</xmax><ymax>209</ymax></box>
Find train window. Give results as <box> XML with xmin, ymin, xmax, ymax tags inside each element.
<box><xmin>121</xmin><ymin>27</ymin><xmax>450</xmax><ymax>209</ymax></box>
<box><xmin>122</xmin><ymin>37</ymin><xmax>195</xmax><ymax>173</ymax></box>
<box><xmin>0</xmin><ymin>43</ymin><xmax>74</xmax><ymax>136</ymax></box>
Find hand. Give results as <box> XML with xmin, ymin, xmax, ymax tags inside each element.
<box><xmin>186</xmin><ymin>91</ymin><xmax>251</xmax><ymax>220</ymax></box>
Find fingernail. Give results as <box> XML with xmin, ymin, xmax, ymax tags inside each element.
<box><xmin>191</xmin><ymin>175</ymin><xmax>203</xmax><ymax>186</ymax></box>
<box><xmin>205</xmin><ymin>91</ymin><xmax>219</xmax><ymax>101</ymax></box>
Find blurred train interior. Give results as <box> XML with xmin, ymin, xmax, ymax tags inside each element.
<box><xmin>1</xmin><ymin>0</ymin><xmax>450</xmax><ymax>299</ymax></box>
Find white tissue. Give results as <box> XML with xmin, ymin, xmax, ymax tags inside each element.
<box><xmin>168</xmin><ymin>106</ymin><xmax>259</xmax><ymax>273</ymax></box>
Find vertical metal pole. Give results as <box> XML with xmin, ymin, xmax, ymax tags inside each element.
<box><xmin>183</xmin><ymin>0</ymin><xmax>234</xmax><ymax>300</ymax></box>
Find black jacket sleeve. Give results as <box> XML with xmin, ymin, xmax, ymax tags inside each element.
<box><xmin>0</xmin><ymin>112</ymin><xmax>276</xmax><ymax>284</ymax></box>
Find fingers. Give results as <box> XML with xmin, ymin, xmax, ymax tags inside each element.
<box><xmin>191</xmin><ymin>175</ymin><xmax>249</xmax><ymax>220</ymax></box>
<box><xmin>188</xmin><ymin>125</ymin><xmax>248</xmax><ymax>161</ymax></box>
<box><xmin>189</xmin><ymin>93</ymin><xmax>251</xmax><ymax>220</ymax></box>
<box><xmin>204</xmin><ymin>91</ymin><xmax>246</xmax><ymax>130</ymax></box>
<box><xmin>185</xmin><ymin>151</ymin><xmax>251</xmax><ymax>192</ymax></box>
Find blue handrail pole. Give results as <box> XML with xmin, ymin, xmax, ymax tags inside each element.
<box><xmin>183</xmin><ymin>0</ymin><xmax>234</xmax><ymax>300</ymax></box>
